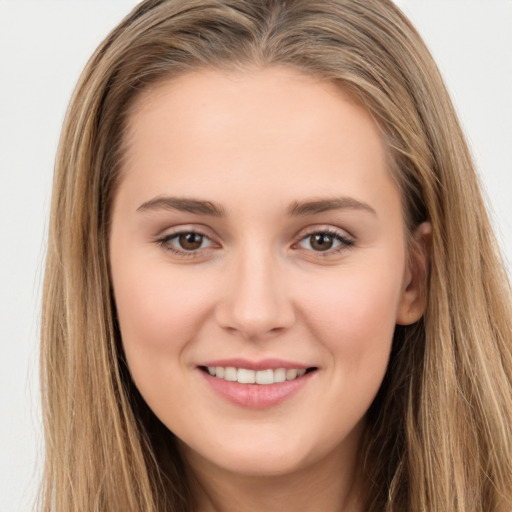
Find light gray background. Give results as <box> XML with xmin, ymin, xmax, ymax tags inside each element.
<box><xmin>1</xmin><ymin>1</ymin><xmax>511</xmax><ymax>511</ymax></box>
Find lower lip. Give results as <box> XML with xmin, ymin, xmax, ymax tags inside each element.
<box><xmin>200</xmin><ymin>370</ymin><xmax>315</xmax><ymax>409</ymax></box>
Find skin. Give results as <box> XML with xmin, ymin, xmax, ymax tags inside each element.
<box><xmin>109</xmin><ymin>67</ymin><xmax>429</xmax><ymax>512</ymax></box>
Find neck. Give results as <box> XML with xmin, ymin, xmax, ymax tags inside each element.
<box><xmin>181</xmin><ymin>426</ymin><xmax>366</xmax><ymax>512</ymax></box>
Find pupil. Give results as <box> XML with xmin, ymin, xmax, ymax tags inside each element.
<box><xmin>312</xmin><ymin>233</ymin><xmax>333</xmax><ymax>251</ymax></box>
<box><xmin>179</xmin><ymin>233</ymin><xmax>203</xmax><ymax>250</ymax></box>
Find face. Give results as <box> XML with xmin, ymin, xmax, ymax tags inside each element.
<box><xmin>109</xmin><ymin>68</ymin><xmax>426</xmax><ymax>478</ymax></box>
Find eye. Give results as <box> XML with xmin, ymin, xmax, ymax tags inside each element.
<box><xmin>157</xmin><ymin>230</ymin><xmax>214</xmax><ymax>254</ymax></box>
<box><xmin>297</xmin><ymin>229</ymin><xmax>354</xmax><ymax>253</ymax></box>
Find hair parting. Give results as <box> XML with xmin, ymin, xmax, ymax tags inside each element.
<box><xmin>40</xmin><ymin>1</ymin><xmax>512</xmax><ymax>510</ymax></box>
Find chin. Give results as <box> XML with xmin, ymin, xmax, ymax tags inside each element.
<box><xmin>179</xmin><ymin>431</ymin><xmax>332</xmax><ymax>479</ymax></box>
<box><xmin>222</xmin><ymin>451</ymin><xmax>309</xmax><ymax>477</ymax></box>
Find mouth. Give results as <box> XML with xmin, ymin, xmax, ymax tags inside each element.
<box><xmin>199</xmin><ymin>365</ymin><xmax>317</xmax><ymax>385</ymax></box>
<box><xmin>198</xmin><ymin>359</ymin><xmax>318</xmax><ymax>408</ymax></box>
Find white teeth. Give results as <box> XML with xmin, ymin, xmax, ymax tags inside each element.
<box><xmin>255</xmin><ymin>369</ymin><xmax>274</xmax><ymax>385</ymax></box>
<box><xmin>206</xmin><ymin>366</ymin><xmax>310</xmax><ymax>384</ymax></box>
<box><xmin>224</xmin><ymin>367</ymin><xmax>237</xmax><ymax>381</ymax></box>
<box><xmin>274</xmin><ymin>368</ymin><xmax>286</xmax><ymax>383</ymax></box>
<box><xmin>286</xmin><ymin>369</ymin><xmax>298</xmax><ymax>380</ymax></box>
<box><xmin>238</xmin><ymin>368</ymin><xmax>256</xmax><ymax>384</ymax></box>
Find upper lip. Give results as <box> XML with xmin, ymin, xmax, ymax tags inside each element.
<box><xmin>199</xmin><ymin>358</ymin><xmax>314</xmax><ymax>371</ymax></box>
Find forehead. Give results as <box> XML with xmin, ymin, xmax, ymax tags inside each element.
<box><xmin>118</xmin><ymin>67</ymin><xmax>398</xmax><ymax>219</ymax></box>
<box><xmin>124</xmin><ymin>67</ymin><xmax>385</xmax><ymax>156</ymax></box>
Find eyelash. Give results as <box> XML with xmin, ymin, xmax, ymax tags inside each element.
<box><xmin>297</xmin><ymin>228</ymin><xmax>355</xmax><ymax>256</ymax></box>
<box><xmin>156</xmin><ymin>228</ymin><xmax>355</xmax><ymax>258</ymax></box>
<box><xmin>156</xmin><ymin>229</ymin><xmax>213</xmax><ymax>259</ymax></box>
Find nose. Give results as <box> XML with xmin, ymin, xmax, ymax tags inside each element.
<box><xmin>215</xmin><ymin>246</ymin><xmax>296</xmax><ymax>340</ymax></box>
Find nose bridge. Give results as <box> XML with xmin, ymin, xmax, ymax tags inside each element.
<box><xmin>216</xmin><ymin>240</ymin><xmax>295</xmax><ymax>339</ymax></box>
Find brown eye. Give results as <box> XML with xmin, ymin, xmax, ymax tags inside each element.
<box><xmin>309</xmin><ymin>233</ymin><xmax>334</xmax><ymax>251</ymax></box>
<box><xmin>157</xmin><ymin>230</ymin><xmax>214</xmax><ymax>255</ymax></box>
<box><xmin>298</xmin><ymin>230</ymin><xmax>353</xmax><ymax>254</ymax></box>
<box><xmin>178</xmin><ymin>232</ymin><xmax>204</xmax><ymax>251</ymax></box>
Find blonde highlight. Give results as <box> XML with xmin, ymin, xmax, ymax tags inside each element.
<box><xmin>40</xmin><ymin>1</ymin><xmax>512</xmax><ymax>510</ymax></box>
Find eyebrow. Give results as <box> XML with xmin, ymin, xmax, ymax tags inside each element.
<box><xmin>287</xmin><ymin>197</ymin><xmax>377</xmax><ymax>217</ymax></box>
<box><xmin>137</xmin><ymin>196</ymin><xmax>226</xmax><ymax>216</ymax></box>
<box><xmin>137</xmin><ymin>195</ymin><xmax>376</xmax><ymax>217</ymax></box>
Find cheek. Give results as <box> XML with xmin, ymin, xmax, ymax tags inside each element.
<box><xmin>111</xmin><ymin>262</ymin><xmax>220</xmax><ymax>418</ymax></box>
<box><xmin>112</xmin><ymin>260</ymin><xmax>215</xmax><ymax>364</ymax></box>
<box><xmin>297</xmin><ymin>259</ymin><xmax>404</xmax><ymax>392</ymax></box>
<box><xmin>298</xmin><ymin>266</ymin><xmax>401</xmax><ymax>433</ymax></box>
<box><xmin>303</xmin><ymin>267</ymin><xmax>401</xmax><ymax>345</ymax></box>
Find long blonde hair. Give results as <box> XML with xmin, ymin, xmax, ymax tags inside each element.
<box><xmin>40</xmin><ymin>0</ymin><xmax>512</xmax><ymax>510</ymax></box>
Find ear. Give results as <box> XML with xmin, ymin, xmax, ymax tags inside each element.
<box><xmin>396</xmin><ymin>221</ymin><xmax>431</xmax><ymax>326</ymax></box>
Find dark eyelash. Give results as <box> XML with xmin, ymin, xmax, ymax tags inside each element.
<box><xmin>155</xmin><ymin>230</ymin><xmax>211</xmax><ymax>258</ymax></box>
<box><xmin>155</xmin><ymin>228</ymin><xmax>354</xmax><ymax>258</ymax></box>
<box><xmin>301</xmin><ymin>229</ymin><xmax>355</xmax><ymax>254</ymax></box>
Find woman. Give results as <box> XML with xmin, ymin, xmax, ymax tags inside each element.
<box><xmin>40</xmin><ymin>0</ymin><xmax>512</xmax><ymax>510</ymax></box>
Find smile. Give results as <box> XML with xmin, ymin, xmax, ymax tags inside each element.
<box><xmin>200</xmin><ymin>365</ymin><xmax>317</xmax><ymax>409</ymax></box>
<box><xmin>205</xmin><ymin>366</ymin><xmax>308</xmax><ymax>385</ymax></box>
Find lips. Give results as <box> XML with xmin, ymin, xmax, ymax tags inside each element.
<box><xmin>198</xmin><ymin>359</ymin><xmax>317</xmax><ymax>409</ymax></box>
<box><xmin>204</xmin><ymin>366</ymin><xmax>307</xmax><ymax>384</ymax></box>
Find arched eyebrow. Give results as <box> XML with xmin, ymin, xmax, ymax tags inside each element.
<box><xmin>137</xmin><ymin>196</ymin><xmax>226</xmax><ymax>216</ymax></box>
<box><xmin>287</xmin><ymin>197</ymin><xmax>377</xmax><ymax>216</ymax></box>
<box><xmin>136</xmin><ymin>196</ymin><xmax>376</xmax><ymax>217</ymax></box>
